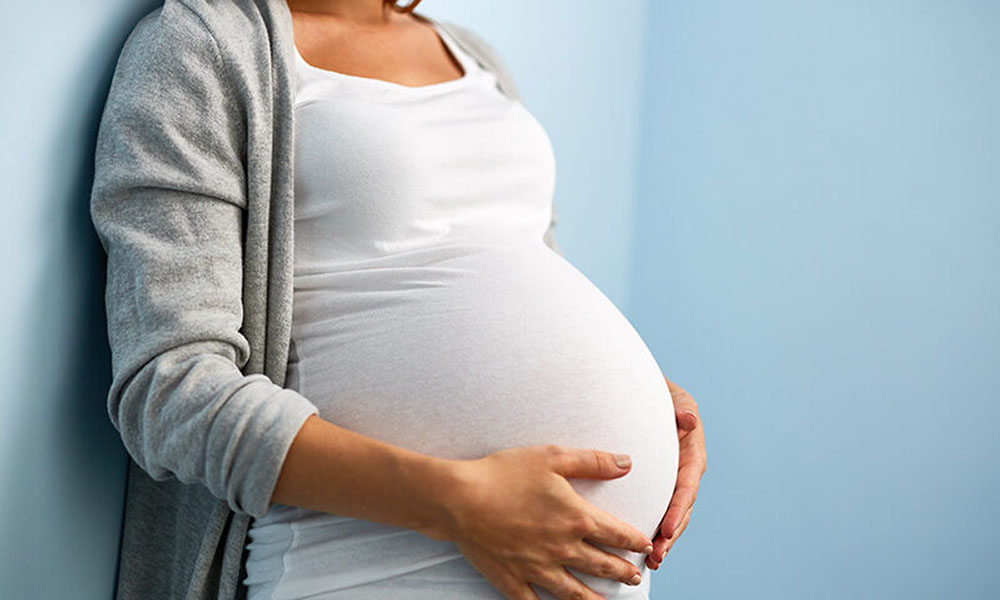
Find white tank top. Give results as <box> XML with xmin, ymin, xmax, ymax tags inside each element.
<box><xmin>244</xmin><ymin>20</ymin><xmax>678</xmax><ymax>600</ymax></box>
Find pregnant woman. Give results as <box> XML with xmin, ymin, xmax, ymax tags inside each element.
<box><xmin>90</xmin><ymin>0</ymin><xmax>706</xmax><ymax>599</ymax></box>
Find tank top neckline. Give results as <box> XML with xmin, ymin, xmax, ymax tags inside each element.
<box><xmin>293</xmin><ymin>18</ymin><xmax>480</xmax><ymax>94</ymax></box>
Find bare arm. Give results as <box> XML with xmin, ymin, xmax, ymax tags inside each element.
<box><xmin>271</xmin><ymin>414</ymin><xmax>462</xmax><ymax>541</ymax></box>
<box><xmin>272</xmin><ymin>193</ymin><xmax>562</xmax><ymax>533</ymax></box>
<box><xmin>273</xmin><ymin>415</ymin><xmax>657</xmax><ymax>600</ymax></box>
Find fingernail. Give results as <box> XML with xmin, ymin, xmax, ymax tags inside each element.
<box><xmin>614</xmin><ymin>454</ymin><xmax>631</xmax><ymax>468</ymax></box>
<box><xmin>642</xmin><ymin>544</ymin><xmax>653</xmax><ymax>554</ymax></box>
<box><xmin>629</xmin><ymin>573</ymin><xmax>642</xmax><ymax>585</ymax></box>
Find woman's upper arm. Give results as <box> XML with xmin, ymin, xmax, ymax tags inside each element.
<box><xmin>90</xmin><ymin>5</ymin><xmax>318</xmax><ymax>518</ymax></box>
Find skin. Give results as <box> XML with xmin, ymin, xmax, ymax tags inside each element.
<box><xmin>274</xmin><ymin>419</ymin><xmax>657</xmax><ymax>600</ymax></box>
<box><xmin>275</xmin><ymin>0</ymin><xmax>709</xmax><ymax>596</ymax></box>
<box><xmin>287</xmin><ymin>0</ymin><xmax>466</xmax><ymax>88</ymax></box>
<box><xmin>648</xmin><ymin>376</ymin><xmax>707</xmax><ymax>570</ymax></box>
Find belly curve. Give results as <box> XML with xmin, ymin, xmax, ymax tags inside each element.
<box><xmin>280</xmin><ymin>242</ymin><xmax>680</xmax><ymax>597</ymax></box>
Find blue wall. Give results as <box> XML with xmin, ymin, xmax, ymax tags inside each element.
<box><xmin>2</xmin><ymin>1</ymin><xmax>997</xmax><ymax>598</ymax></box>
<box><xmin>0</xmin><ymin>1</ymin><xmax>160</xmax><ymax>597</ymax></box>
<box><xmin>629</xmin><ymin>1</ymin><xmax>1000</xmax><ymax>598</ymax></box>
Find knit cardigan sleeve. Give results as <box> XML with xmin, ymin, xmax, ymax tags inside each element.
<box><xmin>90</xmin><ymin>5</ymin><xmax>318</xmax><ymax>519</ymax></box>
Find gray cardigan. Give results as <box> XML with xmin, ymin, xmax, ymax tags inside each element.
<box><xmin>90</xmin><ymin>0</ymin><xmax>562</xmax><ymax>598</ymax></box>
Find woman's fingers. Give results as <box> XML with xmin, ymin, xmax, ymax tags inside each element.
<box><xmin>457</xmin><ymin>540</ymin><xmax>543</xmax><ymax>600</ymax></box>
<box><xmin>580</xmin><ymin>505</ymin><xmax>655</xmax><ymax>556</ymax></box>
<box><xmin>660</xmin><ymin>475</ymin><xmax>699</xmax><ymax>540</ymax></box>
<box><xmin>648</xmin><ymin>502</ymin><xmax>695</xmax><ymax>569</ymax></box>
<box><xmin>564</xmin><ymin>540</ymin><xmax>645</xmax><ymax>586</ymax></box>
<box><xmin>660</xmin><ymin>397</ymin><xmax>706</xmax><ymax>540</ymax></box>
<box><xmin>462</xmin><ymin>534</ymin><xmax>621</xmax><ymax>600</ymax></box>
<box><xmin>525</xmin><ymin>565</ymin><xmax>606</xmax><ymax>600</ymax></box>
<box><xmin>663</xmin><ymin>503</ymin><xmax>695</xmax><ymax>557</ymax></box>
<box><xmin>547</xmin><ymin>445</ymin><xmax>635</xmax><ymax>482</ymax></box>
<box><xmin>450</xmin><ymin>444</ymin><xmax>659</xmax><ymax>598</ymax></box>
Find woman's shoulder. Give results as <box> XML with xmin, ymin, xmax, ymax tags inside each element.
<box><xmin>115</xmin><ymin>0</ymin><xmax>270</xmax><ymax>84</ymax></box>
<box><xmin>111</xmin><ymin>2</ymin><xmax>228</xmax><ymax>101</ymax></box>
<box><xmin>121</xmin><ymin>2</ymin><xmax>219</xmax><ymax>61</ymax></box>
<box><xmin>104</xmin><ymin>0</ymin><xmax>283</xmax><ymax>131</ymax></box>
<box><xmin>94</xmin><ymin>0</ymin><xmax>251</xmax><ymax>209</ymax></box>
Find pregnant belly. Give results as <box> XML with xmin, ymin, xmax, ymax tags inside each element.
<box><xmin>273</xmin><ymin>242</ymin><xmax>679</xmax><ymax>598</ymax></box>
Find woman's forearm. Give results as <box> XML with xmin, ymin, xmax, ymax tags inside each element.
<box><xmin>270</xmin><ymin>414</ymin><xmax>464</xmax><ymax>541</ymax></box>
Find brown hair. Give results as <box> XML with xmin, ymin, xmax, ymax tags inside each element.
<box><xmin>384</xmin><ymin>0</ymin><xmax>423</xmax><ymax>13</ymax></box>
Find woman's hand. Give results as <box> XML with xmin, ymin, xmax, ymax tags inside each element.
<box><xmin>647</xmin><ymin>376</ymin><xmax>707</xmax><ymax>570</ymax></box>
<box><xmin>442</xmin><ymin>444</ymin><xmax>656</xmax><ymax>600</ymax></box>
